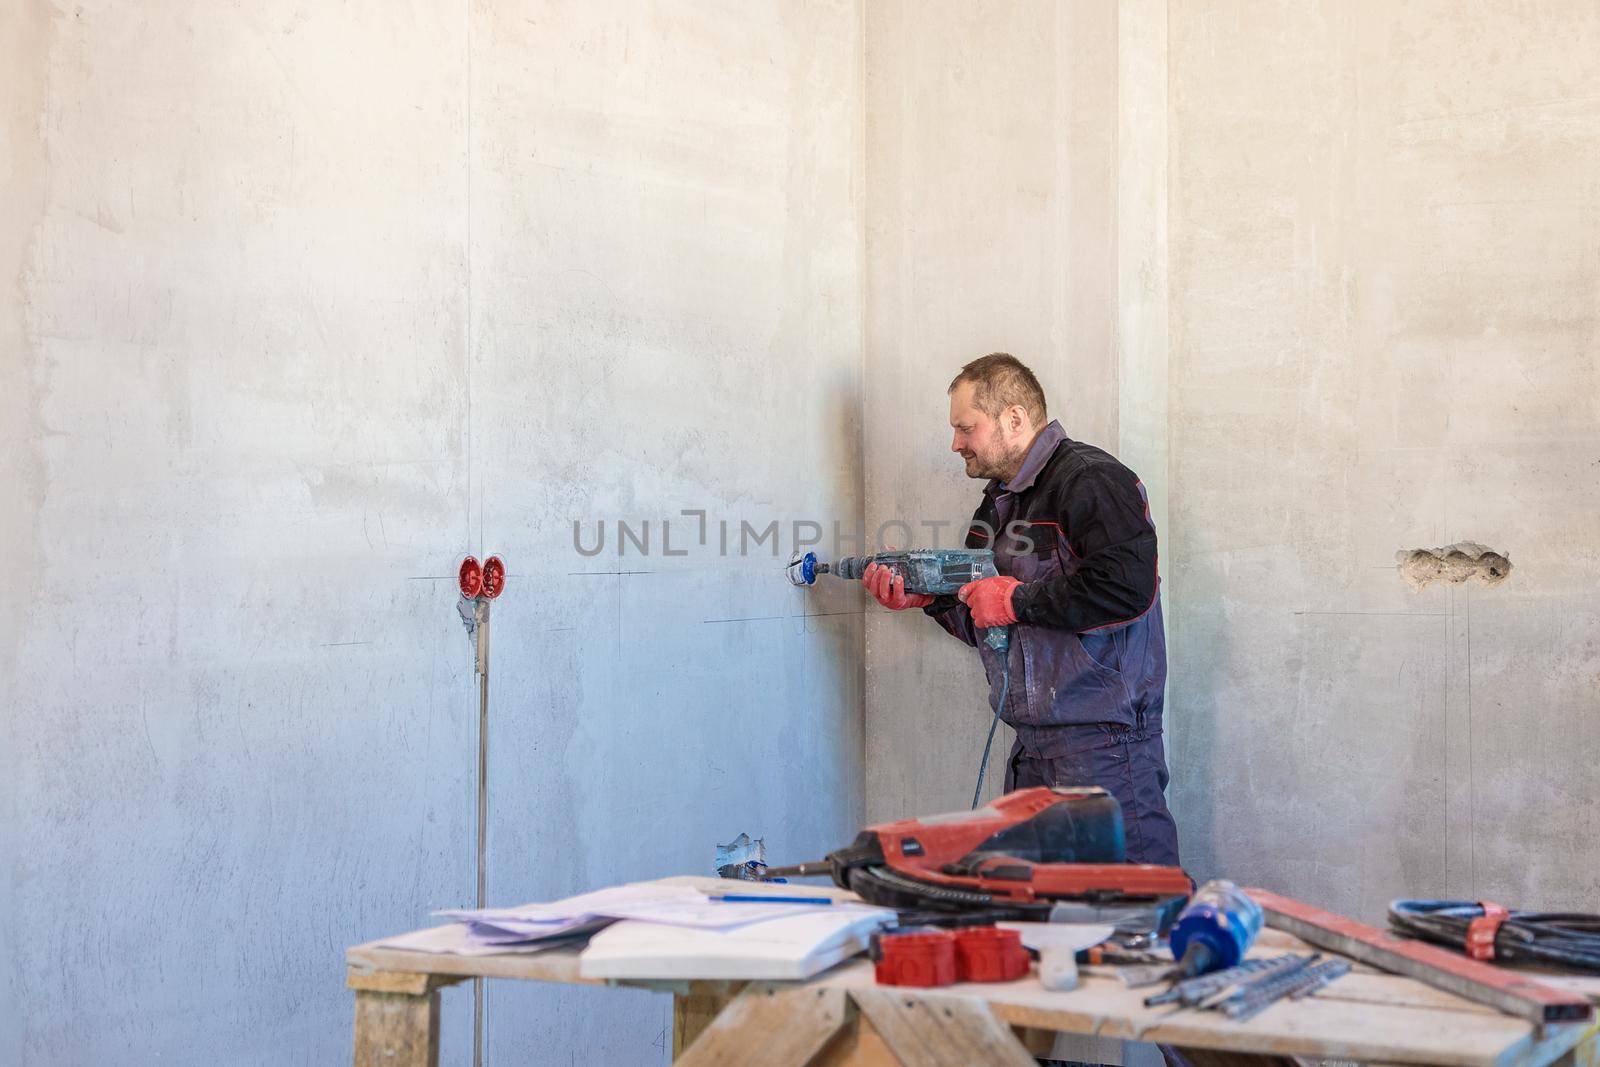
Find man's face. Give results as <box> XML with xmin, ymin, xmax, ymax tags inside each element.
<box><xmin>949</xmin><ymin>382</ymin><xmax>1029</xmax><ymax>481</ymax></box>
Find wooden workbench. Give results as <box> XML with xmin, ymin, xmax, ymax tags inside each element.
<box><xmin>346</xmin><ymin>920</ymin><xmax>1598</xmax><ymax>1066</ymax></box>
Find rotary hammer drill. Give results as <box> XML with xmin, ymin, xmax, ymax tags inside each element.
<box><xmin>787</xmin><ymin>548</ymin><xmax>1010</xmax><ymax>655</ymax></box>
<box><xmin>788</xmin><ymin>548</ymin><xmax>1013</xmax><ymax>806</ymax></box>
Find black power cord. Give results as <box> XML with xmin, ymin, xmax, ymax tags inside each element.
<box><xmin>971</xmin><ymin>656</ymin><xmax>1009</xmax><ymax>810</ymax></box>
<box><xmin>1390</xmin><ymin>899</ymin><xmax>1600</xmax><ymax>973</ymax></box>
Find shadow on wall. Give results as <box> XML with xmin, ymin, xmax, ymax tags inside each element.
<box><xmin>819</xmin><ymin>363</ymin><xmax>865</xmax><ymax>503</ymax></box>
<box><xmin>1170</xmin><ymin>608</ymin><xmax>1230</xmax><ymax>881</ymax></box>
<box><xmin>825</xmin><ymin>363</ymin><xmax>867</xmax><ymax>830</ymax></box>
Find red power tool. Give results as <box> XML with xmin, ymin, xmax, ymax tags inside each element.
<box><xmin>764</xmin><ymin>787</ymin><xmax>1191</xmax><ymax>925</ymax></box>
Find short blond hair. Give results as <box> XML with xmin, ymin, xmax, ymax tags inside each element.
<box><xmin>949</xmin><ymin>353</ymin><xmax>1047</xmax><ymax>425</ymax></box>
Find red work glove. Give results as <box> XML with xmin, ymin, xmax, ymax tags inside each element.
<box><xmin>958</xmin><ymin>575</ymin><xmax>1022</xmax><ymax>628</ymax></box>
<box><xmin>864</xmin><ymin>562</ymin><xmax>933</xmax><ymax>610</ymax></box>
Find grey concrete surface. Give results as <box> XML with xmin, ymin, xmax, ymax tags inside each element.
<box><xmin>862</xmin><ymin>0</ymin><xmax>1137</xmax><ymax>821</ymax></box>
<box><xmin>8</xmin><ymin>1</ymin><xmax>1600</xmax><ymax>1063</ymax></box>
<box><xmin>3</xmin><ymin>2</ymin><xmax>863</xmax><ymax>1063</ymax></box>
<box><xmin>1167</xmin><ymin>0</ymin><xmax>1600</xmax><ymax>920</ymax></box>
<box><xmin>864</xmin><ymin>0</ymin><xmax>1600</xmax><ymax>934</ymax></box>
<box><xmin>464</xmin><ymin>2</ymin><xmax>865</xmax><ymax>1059</ymax></box>
<box><xmin>860</xmin><ymin>7</ymin><xmax>1166</xmax><ymax>1060</ymax></box>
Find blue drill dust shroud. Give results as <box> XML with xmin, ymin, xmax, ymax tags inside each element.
<box><xmin>788</xmin><ymin>549</ymin><xmax>1013</xmax><ymax>807</ymax></box>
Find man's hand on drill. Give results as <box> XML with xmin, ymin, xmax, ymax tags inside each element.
<box><xmin>958</xmin><ymin>575</ymin><xmax>1022</xmax><ymax>628</ymax></box>
<box><xmin>863</xmin><ymin>562</ymin><xmax>934</xmax><ymax>610</ymax></box>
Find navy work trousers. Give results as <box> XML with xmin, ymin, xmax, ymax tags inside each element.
<box><xmin>1003</xmin><ymin>721</ymin><xmax>1180</xmax><ymax>867</ymax></box>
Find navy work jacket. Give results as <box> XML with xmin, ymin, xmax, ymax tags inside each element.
<box><xmin>924</xmin><ymin>421</ymin><xmax>1166</xmax><ymax>757</ymax></box>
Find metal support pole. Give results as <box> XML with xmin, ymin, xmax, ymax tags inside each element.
<box><xmin>473</xmin><ymin>598</ymin><xmax>491</xmax><ymax>1067</ymax></box>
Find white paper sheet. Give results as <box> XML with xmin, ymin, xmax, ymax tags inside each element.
<box><xmin>597</xmin><ymin>899</ymin><xmax>863</xmax><ymax>929</ymax></box>
<box><xmin>427</xmin><ymin>883</ymin><xmax>865</xmax><ymax>954</ymax></box>
<box><xmin>378</xmin><ymin>922</ymin><xmax>607</xmax><ymax>957</ymax></box>
<box><xmin>436</xmin><ymin>883</ymin><xmax>705</xmax><ymax>925</ymax></box>
<box><xmin>578</xmin><ymin>907</ymin><xmax>896</xmax><ymax>980</ymax></box>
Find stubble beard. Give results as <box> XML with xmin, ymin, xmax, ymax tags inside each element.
<box><xmin>964</xmin><ymin>441</ymin><xmax>1028</xmax><ymax>482</ymax></box>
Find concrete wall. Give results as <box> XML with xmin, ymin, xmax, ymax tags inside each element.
<box><xmin>2</xmin><ymin>2</ymin><xmax>863</xmax><ymax>1062</ymax></box>
<box><xmin>466</xmin><ymin>2</ymin><xmax>865</xmax><ymax>1059</ymax></box>
<box><xmin>10</xmin><ymin>0</ymin><xmax>1600</xmax><ymax>1061</ymax></box>
<box><xmin>1167</xmin><ymin>0</ymin><xmax>1600</xmax><ymax>919</ymax></box>
<box><xmin>865</xmin><ymin>0</ymin><xmax>1600</xmax><ymax>929</ymax></box>
<box><xmin>860</xmin><ymin>9</ymin><xmax>1165</xmax><ymax>1057</ymax></box>
<box><xmin>863</xmin><ymin>0</ymin><xmax>1148</xmax><ymax>820</ymax></box>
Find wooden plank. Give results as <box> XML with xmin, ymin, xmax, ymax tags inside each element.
<box><xmin>345</xmin><ymin>940</ymin><xmax>596</xmax><ymax>984</ymax></box>
<box><xmin>675</xmin><ymin>984</ymin><xmax>851</xmax><ymax>1066</ymax></box>
<box><xmin>812</xmin><ymin>960</ymin><xmax>1542</xmax><ymax>1067</ymax></box>
<box><xmin>1550</xmin><ymin>1028</ymin><xmax>1600</xmax><ymax>1067</ymax></box>
<box><xmin>851</xmin><ymin>988</ymin><xmax>1036</xmax><ymax>1067</ymax></box>
<box><xmin>345</xmin><ymin>968</ymin><xmax>466</xmax><ymax>995</ymax></box>
<box><xmin>1494</xmin><ymin>1021</ymin><xmax>1600</xmax><ymax>1067</ymax></box>
<box><xmin>1516</xmin><ymin>972</ymin><xmax>1600</xmax><ymax>1005</ymax></box>
<box><xmin>1312</xmin><ymin>971</ymin><xmax>1502</xmax><ymax>1015</ymax></box>
<box><xmin>674</xmin><ymin>990</ymin><xmax>740</xmax><ymax>1058</ymax></box>
<box><xmin>989</xmin><ymin>992</ymin><xmax>1575</xmax><ymax>1067</ymax></box>
<box><xmin>345</xmin><ymin>932</ymin><xmax>1548</xmax><ymax>1065</ymax></box>
<box><xmin>1247</xmin><ymin>888</ymin><xmax>1593</xmax><ymax>1028</ymax></box>
<box><xmin>809</xmin><ymin>1012</ymin><xmax>903</xmax><ymax>1067</ymax></box>
<box><xmin>353</xmin><ymin>989</ymin><xmax>439</xmax><ymax>1067</ymax></box>
<box><xmin>1011</xmin><ymin>1026</ymin><xmax>1059</xmax><ymax>1056</ymax></box>
<box><xmin>348</xmin><ymin>878</ymin><xmax>1597</xmax><ymax>1067</ymax></box>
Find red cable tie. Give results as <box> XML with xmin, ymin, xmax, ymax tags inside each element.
<box><xmin>1466</xmin><ymin>902</ymin><xmax>1509</xmax><ymax>961</ymax></box>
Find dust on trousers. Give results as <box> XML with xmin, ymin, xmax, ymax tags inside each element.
<box><xmin>1003</xmin><ymin>716</ymin><xmax>1180</xmax><ymax>867</ymax></box>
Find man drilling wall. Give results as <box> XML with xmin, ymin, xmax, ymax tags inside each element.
<box><xmin>866</xmin><ymin>353</ymin><xmax>1180</xmax><ymax>865</ymax></box>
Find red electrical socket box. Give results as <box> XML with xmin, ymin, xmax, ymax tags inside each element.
<box><xmin>875</xmin><ymin>930</ymin><xmax>957</xmax><ymax>988</ymax></box>
<box><xmin>459</xmin><ymin>555</ymin><xmax>507</xmax><ymax>600</ymax></box>
<box><xmin>481</xmin><ymin>555</ymin><xmax>506</xmax><ymax>599</ymax></box>
<box><xmin>953</xmin><ymin>926</ymin><xmax>1029</xmax><ymax>983</ymax></box>
<box><xmin>459</xmin><ymin>556</ymin><xmax>484</xmax><ymax>598</ymax></box>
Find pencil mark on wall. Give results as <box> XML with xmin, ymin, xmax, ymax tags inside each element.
<box><xmin>1292</xmin><ymin>610</ymin><xmax>1449</xmax><ymax>617</ymax></box>
<box><xmin>1466</xmin><ymin>593</ymin><xmax>1476</xmax><ymax>892</ymax></box>
<box><xmin>702</xmin><ymin>610</ymin><xmax>865</xmax><ymax>625</ymax></box>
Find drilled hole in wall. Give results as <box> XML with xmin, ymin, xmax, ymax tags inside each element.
<box><xmin>1395</xmin><ymin>542</ymin><xmax>1512</xmax><ymax>590</ymax></box>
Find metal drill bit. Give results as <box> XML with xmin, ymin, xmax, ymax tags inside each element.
<box><xmin>1120</xmin><ymin>959</ymin><xmax>1184</xmax><ymax>989</ymax></box>
<box><xmin>1199</xmin><ymin>954</ymin><xmax>1320</xmax><ymax>1011</ymax></box>
<box><xmin>1289</xmin><ymin>958</ymin><xmax>1352</xmax><ymax>1000</ymax></box>
<box><xmin>1145</xmin><ymin>958</ymin><xmax>1251</xmax><ymax>1005</ymax></box>
<box><xmin>1143</xmin><ymin>953</ymin><xmax>1302</xmax><ymax>1006</ymax></box>
<box><xmin>1222</xmin><ymin>957</ymin><xmax>1350</xmax><ymax>1021</ymax></box>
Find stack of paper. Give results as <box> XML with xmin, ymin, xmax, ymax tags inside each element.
<box><xmin>373</xmin><ymin>921</ymin><xmax>609</xmax><ymax>958</ymax></box>
<box><xmin>578</xmin><ymin>906</ymin><xmax>893</xmax><ymax>980</ymax></box>
<box><xmin>377</xmin><ymin>884</ymin><xmax>697</xmax><ymax>956</ymax></box>
<box><xmin>377</xmin><ymin>881</ymin><xmax>893</xmax><ymax>972</ymax></box>
<box><xmin>439</xmin><ymin>884</ymin><xmax>706</xmax><ymax>946</ymax></box>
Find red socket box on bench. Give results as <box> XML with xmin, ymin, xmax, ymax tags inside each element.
<box><xmin>875</xmin><ymin>931</ymin><xmax>957</xmax><ymax>987</ymax></box>
<box><xmin>875</xmin><ymin>926</ymin><xmax>1031</xmax><ymax>987</ymax></box>
<box><xmin>953</xmin><ymin>926</ymin><xmax>1029</xmax><ymax>983</ymax></box>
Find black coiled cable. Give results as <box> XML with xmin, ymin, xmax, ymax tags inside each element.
<box><xmin>1389</xmin><ymin>899</ymin><xmax>1600</xmax><ymax>973</ymax></box>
